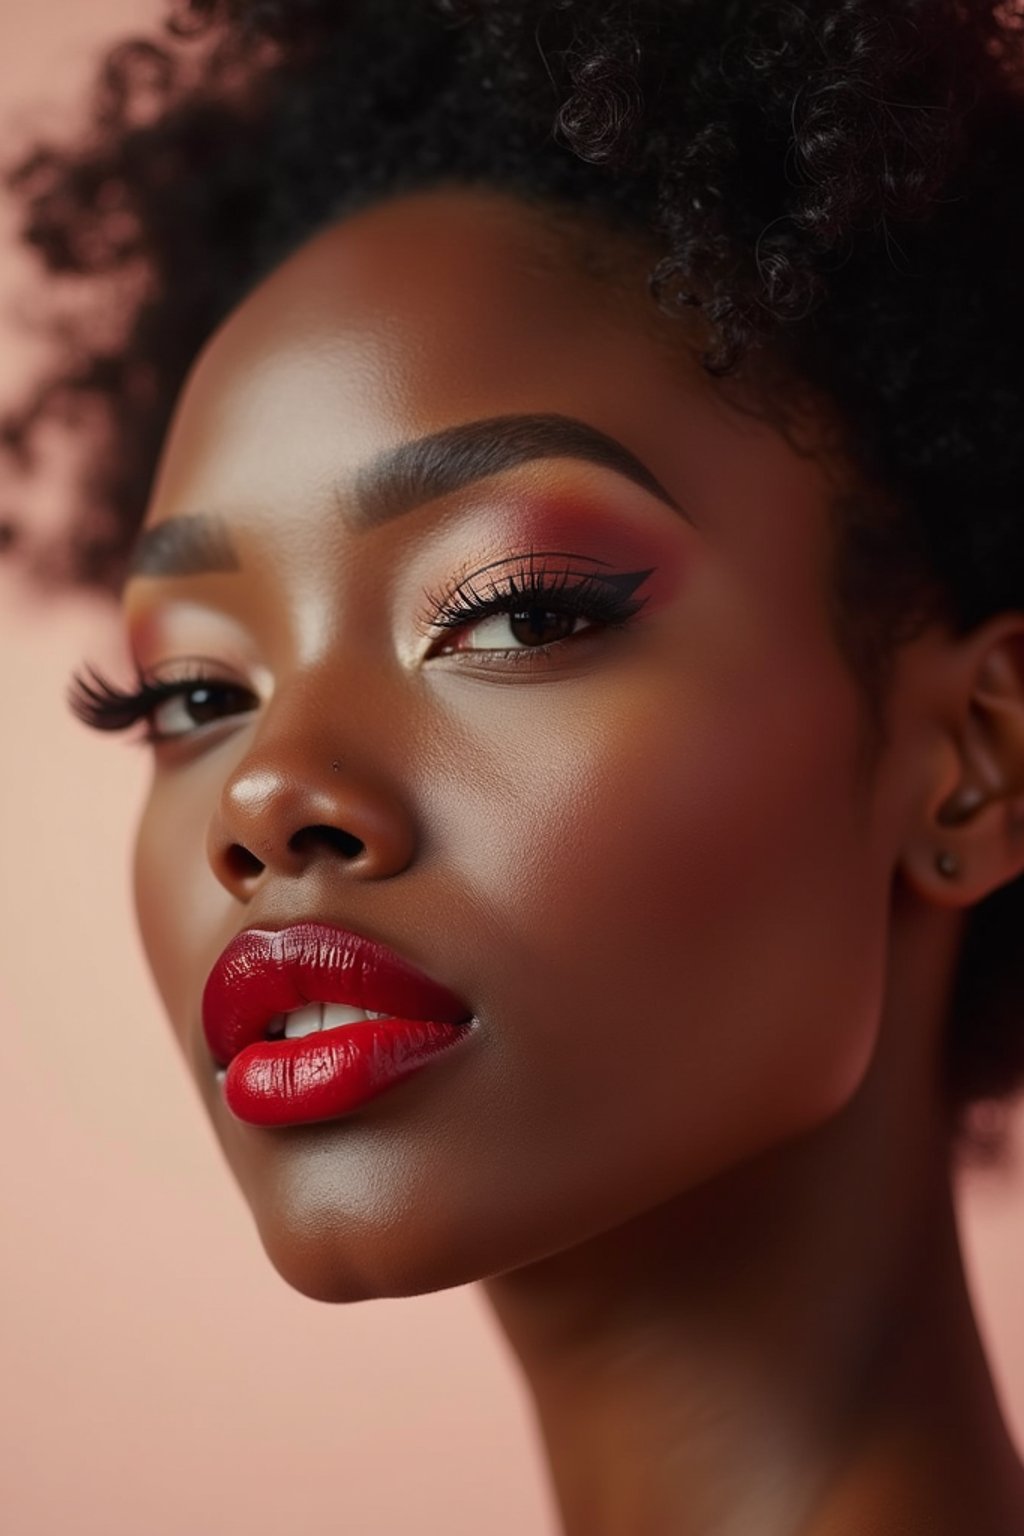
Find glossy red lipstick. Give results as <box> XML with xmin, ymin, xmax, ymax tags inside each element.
<box><xmin>202</xmin><ymin>922</ymin><xmax>476</xmax><ymax>1127</ymax></box>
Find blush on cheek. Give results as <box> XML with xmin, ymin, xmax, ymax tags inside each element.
<box><xmin>522</xmin><ymin>649</ymin><xmax>882</xmax><ymax>1162</ymax></box>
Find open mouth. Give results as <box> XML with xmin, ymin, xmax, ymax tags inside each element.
<box><xmin>212</xmin><ymin>1001</ymin><xmax>401</xmax><ymax>1080</ymax></box>
<box><xmin>264</xmin><ymin>1002</ymin><xmax>394</xmax><ymax>1040</ymax></box>
<box><xmin>213</xmin><ymin>1007</ymin><xmax>477</xmax><ymax>1124</ymax></box>
<box><xmin>202</xmin><ymin>921</ymin><xmax>477</xmax><ymax>1121</ymax></box>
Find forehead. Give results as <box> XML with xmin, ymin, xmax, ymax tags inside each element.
<box><xmin>212</xmin><ymin>184</ymin><xmax>675</xmax><ymax>371</ymax></box>
<box><xmin>157</xmin><ymin>186</ymin><xmax>706</xmax><ymax>471</ymax></box>
<box><xmin>140</xmin><ymin>185</ymin><xmax>844</xmax><ymax>603</ymax></box>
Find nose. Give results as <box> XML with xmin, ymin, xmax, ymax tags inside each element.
<box><xmin>205</xmin><ymin>676</ymin><xmax>418</xmax><ymax>896</ymax></box>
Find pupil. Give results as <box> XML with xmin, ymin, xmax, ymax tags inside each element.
<box><xmin>509</xmin><ymin>608</ymin><xmax>575</xmax><ymax>646</ymax></box>
<box><xmin>188</xmin><ymin>685</ymin><xmax>220</xmax><ymax>722</ymax></box>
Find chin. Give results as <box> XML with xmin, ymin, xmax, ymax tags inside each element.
<box><xmin>247</xmin><ymin>1199</ymin><xmax>501</xmax><ymax>1304</ymax></box>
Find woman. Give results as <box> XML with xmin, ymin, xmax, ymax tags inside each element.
<box><xmin>3</xmin><ymin>1</ymin><xmax>1024</xmax><ymax>1530</ymax></box>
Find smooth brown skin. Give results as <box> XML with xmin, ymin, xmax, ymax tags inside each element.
<box><xmin>122</xmin><ymin>187</ymin><xmax>1024</xmax><ymax>1534</ymax></box>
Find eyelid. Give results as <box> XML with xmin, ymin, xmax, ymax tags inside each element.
<box><xmin>418</xmin><ymin>553</ymin><xmax>655</xmax><ymax>664</ymax></box>
<box><xmin>417</xmin><ymin>550</ymin><xmax>644</xmax><ymax>628</ymax></box>
<box><xmin>66</xmin><ymin>658</ymin><xmax>261</xmax><ymax>743</ymax></box>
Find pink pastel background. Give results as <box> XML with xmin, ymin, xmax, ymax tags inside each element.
<box><xmin>0</xmin><ymin>6</ymin><xmax>1021</xmax><ymax>1534</ymax></box>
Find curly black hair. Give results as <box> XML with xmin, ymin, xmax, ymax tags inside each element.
<box><xmin>3</xmin><ymin>0</ymin><xmax>1023</xmax><ymax>1161</ymax></box>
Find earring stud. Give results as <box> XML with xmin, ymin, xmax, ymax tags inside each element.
<box><xmin>936</xmin><ymin>850</ymin><xmax>961</xmax><ymax>878</ymax></box>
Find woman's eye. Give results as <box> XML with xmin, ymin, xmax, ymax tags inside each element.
<box><xmin>65</xmin><ymin>663</ymin><xmax>259</xmax><ymax>745</ymax></box>
<box><xmin>439</xmin><ymin>607</ymin><xmax>594</xmax><ymax>653</ymax></box>
<box><xmin>146</xmin><ymin>682</ymin><xmax>255</xmax><ymax>740</ymax></box>
<box><xmin>70</xmin><ymin>566</ymin><xmax>655</xmax><ymax>745</ymax></box>
<box><xmin>423</xmin><ymin>564</ymin><xmax>654</xmax><ymax>661</ymax></box>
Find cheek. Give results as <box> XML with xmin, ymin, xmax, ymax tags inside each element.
<box><xmin>436</xmin><ymin>640</ymin><xmax>889</xmax><ymax>1205</ymax></box>
<box><xmin>127</xmin><ymin>613</ymin><xmax>892</xmax><ymax>1298</ymax></box>
<box><xmin>132</xmin><ymin>768</ymin><xmax>227</xmax><ymax>1061</ymax></box>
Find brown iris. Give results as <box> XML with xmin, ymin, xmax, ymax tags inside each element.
<box><xmin>507</xmin><ymin>609</ymin><xmax>579</xmax><ymax>646</ymax></box>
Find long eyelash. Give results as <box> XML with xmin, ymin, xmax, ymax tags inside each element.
<box><xmin>66</xmin><ymin>661</ymin><xmax>224</xmax><ymax>738</ymax></box>
<box><xmin>423</xmin><ymin>558</ymin><xmax>653</xmax><ymax>635</ymax></box>
<box><xmin>69</xmin><ymin>562</ymin><xmax>651</xmax><ymax>736</ymax></box>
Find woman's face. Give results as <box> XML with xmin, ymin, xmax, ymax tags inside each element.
<box><xmin>126</xmin><ymin>186</ymin><xmax>910</xmax><ymax>1301</ymax></box>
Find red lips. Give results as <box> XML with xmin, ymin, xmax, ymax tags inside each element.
<box><xmin>202</xmin><ymin>920</ymin><xmax>475</xmax><ymax>1070</ymax></box>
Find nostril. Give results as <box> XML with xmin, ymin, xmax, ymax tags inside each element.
<box><xmin>221</xmin><ymin>827</ymin><xmax>366</xmax><ymax>881</ymax></box>
<box><xmin>225</xmin><ymin>844</ymin><xmax>264</xmax><ymax>879</ymax></box>
<box><xmin>289</xmin><ymin>825</ymin><xmax>366</xmax><ymax>859</ymax></box>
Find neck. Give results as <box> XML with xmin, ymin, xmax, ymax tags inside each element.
<box><xmin>481</xmin><ymin>889</ymin><xmax>1024</xmax><ymax>1536</ymax></box>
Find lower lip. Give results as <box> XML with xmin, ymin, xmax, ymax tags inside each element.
<box><xmin>216</xmin><ymin>1016</ymin><xmax>474</xmax><ymax>1127</ymax></box>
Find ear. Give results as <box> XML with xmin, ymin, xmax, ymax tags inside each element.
<box><xmin>901</xmin><ymin>615</ymin><xmax>1024</xmax><ymax>909</ymax></box>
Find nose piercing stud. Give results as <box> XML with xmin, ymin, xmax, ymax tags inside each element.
<box><xmin>936</xmin><ymin>850</ymin><xmax>961</xmax><ymax>878</ymax></box>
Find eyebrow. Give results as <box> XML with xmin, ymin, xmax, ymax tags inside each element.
<box><xmin>123</xmin><ymin>412</ymin><xmax>691</xmax><ymax>585</ymax></box>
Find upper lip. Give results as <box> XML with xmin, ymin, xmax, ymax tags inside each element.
<box><xmin>202</xmin><ymin>920</ymin><xmax>475</xmax><ymax>1068</ymax></box>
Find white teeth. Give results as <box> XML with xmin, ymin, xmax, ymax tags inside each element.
<box><xmin>276</xmin><ymin>1002</ymin><xmax>392</xmax><ymax>1039</ymax></box>
<box><xmin>322</xmin><ymin>1003</ymin><xmax>377</xmax><ymax>1029</ymax></box>
<box><xmin>283</xmin><ymin>1004</ymin><xmax>323</xmax><ymax>1039</ymax></box>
